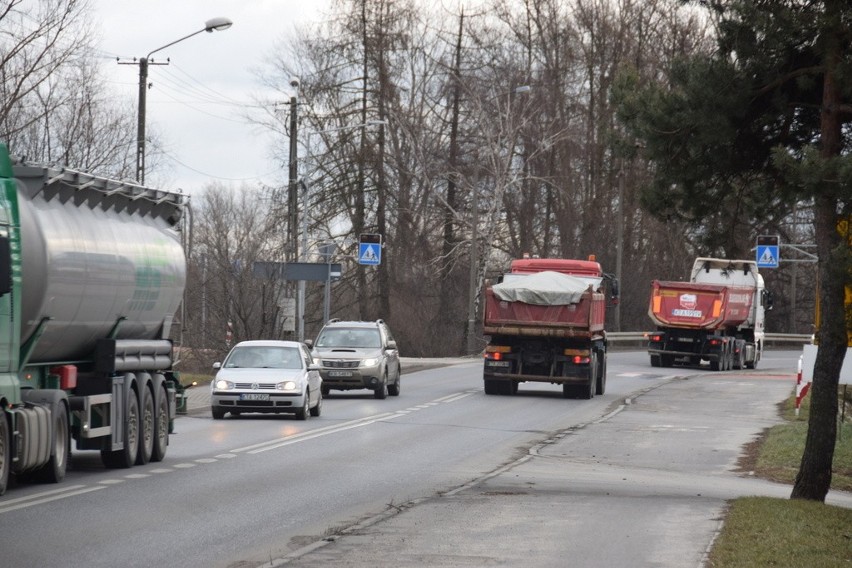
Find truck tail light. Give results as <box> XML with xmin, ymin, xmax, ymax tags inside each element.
<box><xmin>652</xmin><ymin>294</ymin><xmax>662</xmax><ymax>314</ymax></box>
<box><xmin>647</xmin><ymin>333</ymin><xmax>663</xmax><ymax>343</ymax></box>
<box><xmin>485</xmin><ymin>345</ymin><xmax>511</xmax><ymax>360</ymax></box>
<box><xmin>564</xmin><ymin>348</ymin><xmax>591</xmax><ymax>365</ymax></box>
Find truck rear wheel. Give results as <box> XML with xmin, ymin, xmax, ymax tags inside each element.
<box><xmin>582</xmin><ymin>357</ymin><xmax>596</xmax><ymax>400</ymax></box>
<box><xmin>136</xmin><ymin>385</ymin><xmax>155</xmax><ymax>465</ymax></box>
<box><xmin>595</xmin><ymin>352</ymin><xmax>607</xmax><ymax>396</ymax></box>
<box><xmin>0</xmin><ymin>411</ymin><xmax>10</xmax><ymax>496</ymax></box>
<box><xmin>745</xmin><ymin>355</ymin><xmax>758</xmax><ymax>370</ymax></box>
<box><xmin>101</xmin><ymin>388</ymin><xmax>139</xmax><ymax>469</ymax></box>
<box><xmin>151</xmin><ymin>385</ymin><xmax>169</xmax><ymax>462</ymax></box>
<box><xmin>650</xmin><ymin>355</ymin><xmax>660</xmax><ymax>367</ymax></box>
<box><xmin>484</xmin><ymin>379</ymin><xmax>500</xmax><ymax>395</ymax></box>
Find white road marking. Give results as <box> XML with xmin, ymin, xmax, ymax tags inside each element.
<box><xmin>0</xmin><ymin>485</ymin><xmax>105</xmax><ymax>514</ymax></box>
<box><xmin>0</xmin><ymin>390</ymin><xmax>474</xmax><ymax>514</ymax></box>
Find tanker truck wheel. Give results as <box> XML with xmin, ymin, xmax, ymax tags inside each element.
<box><xmin>0</xmin><ymin>411</ymin><xmax>9</xmax><ymax>496</ymax></box>
<box><xmin>136</xmin><ymin>385</ymin><xmax>155</xmax><ymax>465</ymax></box>
<box><xmin>101</xmin><ymin>388</ymin><xmax>140</xmax><ymax>469</ymax></box>
<box><xmin>151</xmin><ymin>384</ymin><xmax>169</xmax><ymax>463</ymax></box>
<box><xmin>34</xmin><ymin>402</ymin><xmax>69</xmax><ymax>484</ymax></box>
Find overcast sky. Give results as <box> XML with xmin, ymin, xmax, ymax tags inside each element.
<box><xmin>92</xmin><ymin>0</ymin><xmax>327</xmax><ymax>193</ymax></box>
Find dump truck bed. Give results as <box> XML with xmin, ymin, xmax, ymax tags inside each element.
<box><xmin>648</xmin><ymin>280</ymin><xmax>756</xmax><ymax>330</ymax></box>
<box><xmin>483</xmin><ymin>287</ymin><xmax>606</xmax><ymax>338</ymax></box>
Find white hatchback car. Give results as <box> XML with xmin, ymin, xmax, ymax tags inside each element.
<box><xmin>210</xmin><ymin>340</ymin><xmax>322</xmax><ymax>420</ymax></box>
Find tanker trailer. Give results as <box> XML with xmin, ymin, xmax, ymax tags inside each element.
<box><xmin>0</xmin><ymin>144</ymin><xmax>188</xmax><ymax>495</ymax></box>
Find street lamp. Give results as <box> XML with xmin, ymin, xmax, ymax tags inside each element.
<box><xmin>296</xmin><ymin>119</ymin><xmax>387</xmax><ymax>340</ymax></box>
<box><xmin>127</xmin><ymin>17</ymin><xmax>233</xmax><ymax>184</ymax></box>
<box><xmin>466</xmin><ymin>85</ymin><xmax>531</xmax><ymax>355</ymax></box>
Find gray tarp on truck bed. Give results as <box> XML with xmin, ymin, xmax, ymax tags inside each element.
<box><xmin>491</xmin><ymin>271</ymin><xmax>593</xmax><ymax>305</ymax></box>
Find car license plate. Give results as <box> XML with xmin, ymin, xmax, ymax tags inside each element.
<box><xmin>240</xmin><ymin>393</ymin><xmax>270</xmax><ymax>401</ymax></box>
<box><xmin>328</xmin><ymin>370</ymin><xmax>353</xmax><ymax>377</ymax></box>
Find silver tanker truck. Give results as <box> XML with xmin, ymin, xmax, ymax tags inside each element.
<box><xmin>0</xmin><ymin>144</ymin><xmax>188</xmax><ymax>495</ymax></box>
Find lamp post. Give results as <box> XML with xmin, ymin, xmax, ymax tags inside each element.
<box><xmin>127</xmin><ymin>17</ymin><xmax>233</xmax><ymax>184</ymax></box>
<box><xmin>466</xmin><ymin>85</ymin><xmax>531</xmax><ymax>355</ymax></box>
<box><xmin>297</xmin><ymin>119</ymin><xmax>387</xmax><ymax>341</ymax></box>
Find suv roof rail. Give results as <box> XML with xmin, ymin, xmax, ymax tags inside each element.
<box><xmin>376</xmin><ymin>319</ymin><xmax>385</xmax><ymax>324</ymax></box>
<box><xmin>327</xmin><ymin>318</ymin><xmax>341</xmax><ymax>323</ymax></box>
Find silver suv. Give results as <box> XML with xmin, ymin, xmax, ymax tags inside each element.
<box><xmin>309</xmin><ymin>319</ymin><xmax>401</xmax><ymax>399</ymax></box>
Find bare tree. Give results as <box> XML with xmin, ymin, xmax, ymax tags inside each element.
<box><xmin>256</xmin><ymin>0</ymin><xmax>809</xmax><ymax>356</ymax></box>
<box><xmin>0</xmin><ymin>0</ymin><xmax>137</xmax><ymax>178</ymax></box>
<box><xmin>184</xmin><ymin>184</ymin><xmax>289</xmax><ymax>354</ymax></box>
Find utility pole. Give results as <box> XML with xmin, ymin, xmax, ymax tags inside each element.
<box><xmin>287</xmin><ymin>90</ymin><xmax>299</xmax><ymax>261</ymax></box>
<box><xmin>121</xmin><ymin>17</ymin><xmax>232</xmax><ymax>184</ymax></box>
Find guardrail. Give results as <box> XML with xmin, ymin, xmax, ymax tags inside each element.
<box><xmin>607</xmin><ymin>332</ymin><xmax>812</xmax><ymax>344</ymax></box>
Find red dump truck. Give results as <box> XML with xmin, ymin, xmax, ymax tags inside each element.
<box><xmin>482</xmin><ymin>257</ymin><xmax>618</xmax><ymax>398</ymax></box>
<box><xmin>646</xmin><ymin>257</ymin><xmax>771</xmax><ymax>371</ymax></box>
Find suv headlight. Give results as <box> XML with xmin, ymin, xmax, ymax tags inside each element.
<box><xmin>215</xmin><ymin>379</ymin><xmax>234</xmax><ymax>390</ymax></box>
<box><xmin>277</xmin><ymin>381</ymin><xmax>298</xmax><ymax>391</ymax></box>
<box><xmin>360</xmin><ymin>357</ymin><xmax>379</xmax><ymax>367</ymax></box>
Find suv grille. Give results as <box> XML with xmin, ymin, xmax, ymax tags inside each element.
<box><xmin>324</xmin><ymin>360</ymin><xmax>360</xmax><ymax>369</ymax></box>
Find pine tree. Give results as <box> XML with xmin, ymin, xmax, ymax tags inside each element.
<box><xmin>615</xmin><ymin>0</ymin><xmax>851</xmax><ymax>501</ymax></box>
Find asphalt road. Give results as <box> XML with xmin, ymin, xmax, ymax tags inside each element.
<box><xmin>2</xmin><ymin>350</ymin><xmax>848</xmax><ymax>568</ymax></box>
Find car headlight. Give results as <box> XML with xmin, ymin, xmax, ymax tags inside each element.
<box><xmin>360</xmin><ymin>357</ymin><xmax>379</xmax><ymax>367</ymax></box>
<box><xmin>313</xmin><ymin>358</ymin><xmax>323</xmax><ymax>366</ymax></box>
<box><xmin>215</xmin><ymin>379</ymin><xmax>234</xmax><ymax>390</ymax></box>
<box><xmin>277</xmin><ymin>381</ymin><xmax>298</xmax><ymax>391</ymax></box>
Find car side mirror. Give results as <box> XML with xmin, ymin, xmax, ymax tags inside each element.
<box><xmin>304</xmin><ymin>339</ymin><xmax>313</xmax><ymax>349</ymax></box>
<box><xmin>213</xmin><ymin>362</ymin><xmax>221</xmax><ymax>370</ymax></box>
<box><xmin>386</xmin><ymin>340</ymin><xmax>397</xmax><ymax>351</ymax></box>
<box><xmin>308</xmin><ymin>363</ymin><xmax>321</xmax><ymax>371</ymax></box>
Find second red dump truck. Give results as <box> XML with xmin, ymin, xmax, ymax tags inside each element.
<box><xmin>482</xmin><ymin>257</ymin><xmax>618</xmax><ymax>398</ymax></box>
<box><xmin>646</xmin><ymin>257</ymin><xmax>772</xmax><ymax>371</ymax></box>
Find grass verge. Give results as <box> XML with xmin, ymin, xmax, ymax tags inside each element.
<box><xmin>178</xmin><ymin>372</ymin><xmax>213</xmax><ymax>387</ymax></box>
<box><xmin>708</xmin><ymin>388</ymin><xmax>852</xmax><ymax>567</ymax></box>
<box><xmin>707</xmin><ymin>496</ymin><xmax>852</xmax><ymax>567</ymax></box>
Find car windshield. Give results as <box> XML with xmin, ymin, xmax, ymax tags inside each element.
<box><xmin>224</xmin><ymin>346</ymin><xmax>302</xmax><ymax>369</ymax></box>
<box><xmin>316</xmin><ymin>328</ymin><xmax>381</xmax><ymax>349</ymax></box>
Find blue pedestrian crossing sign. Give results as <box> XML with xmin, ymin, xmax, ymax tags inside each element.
<box><xmin>358</xmin><ymin>233</ymin><xmax>382</xmax><ymax>266</ymax></box>
<box><xmin>756</xmin><ymin>235</ymin><xmax>779</xmax><ymax>268</ymax></box>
